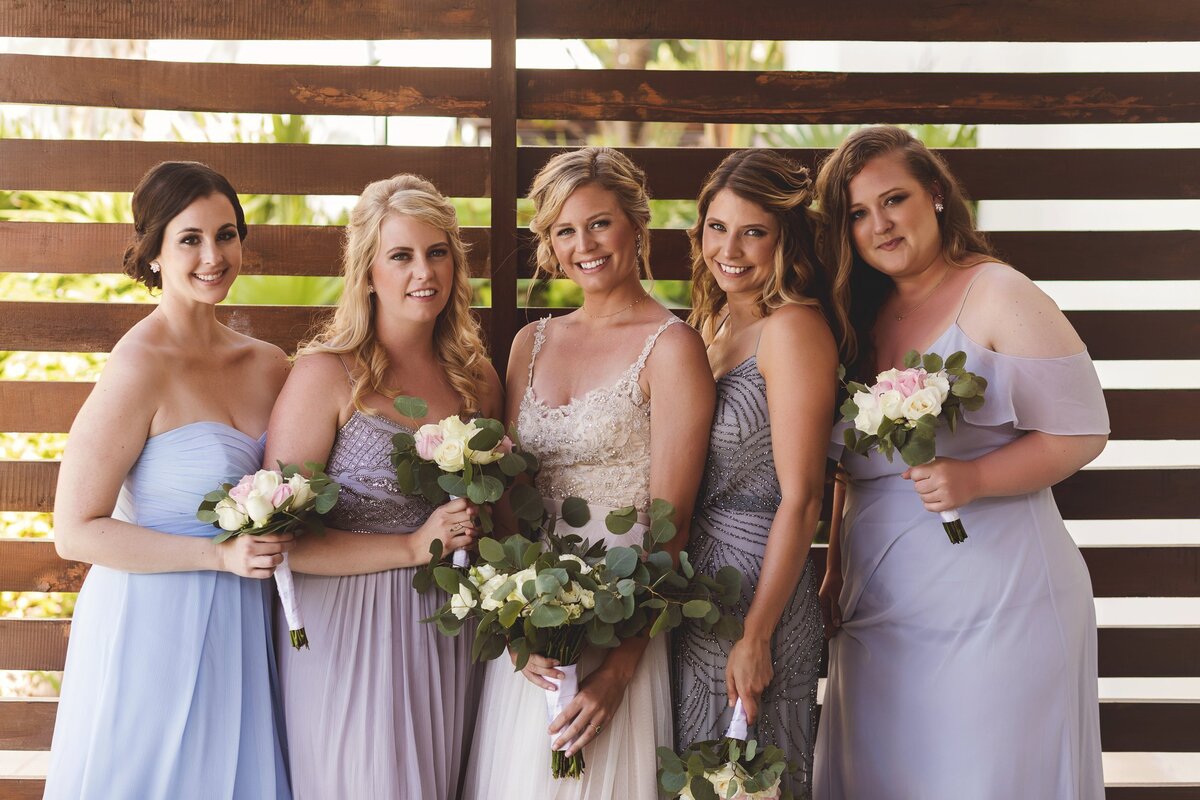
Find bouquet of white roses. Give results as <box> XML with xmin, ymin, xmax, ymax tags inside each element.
<box><xmin>657</xmin><ymin>700</ymin><xmax>797</xmax><ymax>800</ymax></box>
<box><xmin>839</xmin><ymin>349</ymin><xmax>987</xmax><ymax>543</ymax></box>
<box><xmin>415</xmin><ymin>498</ymin><xmax>743</xmax><ymax>780</ymax></box>
<box><xmin>197</xmin><ymin>463</ymin><xmax>339</xmax><ymax>648</ymax></box>
<box><xmin>391</xmin><ymin>396</ymin><xmax>540</xmax><ymax>567</ymax></box>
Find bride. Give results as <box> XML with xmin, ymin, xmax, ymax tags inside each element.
<box><xmin>461</xmin><ymin>147</ymin><xmax>715</xmax><ymax>799</ymax></box>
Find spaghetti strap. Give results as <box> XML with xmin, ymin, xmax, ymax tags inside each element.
<box><xmin>629</xmin><ymin>317</ymin><xmax>682</xmax><ymax>383</ymax></box>
<box><xmin>954</xmin><ymin>263</ymin><xmax>1005</xmax><ymax>324</ymax></box>
<box><xmin>336</xmin><ymin>355</ymin><xmax>355</xmax><ymax>386</ymax></box>
<box><xmin>526</xmin><ymin>316</ymin><xmax>552</xmax><ymax>387</ymax></box>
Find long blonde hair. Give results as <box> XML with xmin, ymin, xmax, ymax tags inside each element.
<box><xmin>299</xmin><ymin>174</ymin><xmax>489</xmax><ymax>415</ymax></box>
<box><xmin>814</xmin><ymin>125</ymin><xmax>996</xmax><ymax>379</ymax></box>
<box><xmin>687</xmin><ymin>149</ymin><xmax>836</xmax><ymax>343</ymax></box>
<box><xmin>527</xmin><ymin>147</ymin><xmax>653</xmax><ymax>286</ymax></box>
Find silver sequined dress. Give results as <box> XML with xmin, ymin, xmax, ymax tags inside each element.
<box><xmin>277</xmin><ymin>411</ymin><xmax>481</xmax><ymax>800</ymax></box>
<box><xmin>672</xmin><ymin>355</ymin><xmax>822</xmax><ymax>799</ymax></box>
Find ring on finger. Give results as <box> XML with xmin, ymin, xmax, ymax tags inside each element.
<box><xmin>451</xmin><ymin>522</ymin><xmax>463</xmax><ymax>533</ymax></box>
<box><xmin>593</xmin><ymin>724</ymin><xmax>603</xmax><ymax>735</ymax></box>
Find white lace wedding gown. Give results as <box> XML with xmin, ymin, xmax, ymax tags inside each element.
<box><xmin>461</xmin><ymin>316</ymin><xmax>680</xmax><ymax>800</ymax></box>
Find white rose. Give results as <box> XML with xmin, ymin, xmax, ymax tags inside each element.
<box><xmin>439</xmin><ymin>415</ymin><xmax>472</xmax><ymax>440</ymax></box>
<box><xmin>711</xmin><ymin>763</ymin><xmax>738</xmax><ymax>797</ymax></box>
<box><xmin>852</xmin><ymin>391</ymin><xmax>883</xmax><ymax>435</ymax></box>
<box><xmin>215</xmin><ymin>498</ymin><xmax>249</xmax><ymax>532</ymax></box>
<box><xmin>509</xmin><ymin>568</ymin><xmax>538</xmax><ymax>603</ymax></box>
<box><xmin>450</xmin><ymin>585</ymin><xmax>477</xmax><ymax>620</ymax></box>
<box><xmin>478</xmin><ymin>574</ymin><xmax>510</xmax><ymax>611</ymax></box>
<box><xmin>251</xmin><ymin>469</ymin><xmax>283</xmax><ymax>497</ymax></box>
<box><xmin>901</xmin><ymin>386</ymin><xmax>944</xmax><ymax>421</ymax></box>
<box><xmin>877</xmin><ymin>389</ymin><xmax>904</xmax><ymax>420</ymax></box>
<box><xmin>468</xmin><ymin>446</ymin><xmax>504</xmax><ymax>465</ymax></box>
<box><xmin>925</xmin><ymin>371</ymin><xmax>951</xmax><ymax>402</ymax></box>
<box><xmin>875</xmin><ymin>367</ymin><xmax>901</xmax><ymax>385</ymax></box>
<box><xmin>287</xmin><ymin>473</ymin><xmax>315</xmax><ymax>508</ymax></box>
<box><xmin>559</xmin><ymin>581</ymin><xmax>582</xmax><ymax>605</ymax></box>
<box><xmin>243</xmin><ymin>491</ymin><xmax>275</xmax><ymax>527</ymax></box>
<box><xmin>433</xmin><ymin>438</ymin><xmax>466</xmax><ymax>472</ymax></box>
<box><xmin>469</xmin><ymin>563</ymin><xmax>498</xmax><ymax>587</ymax></box>
<box><xmin>558</xmin><ymin>554</ymin><xmax>592</xmax><ymax>574</ymax></box>
<box><xmin>579</xmin><ymin>588</ymin><xmax>595</xmax><ymax>609</ymax></box>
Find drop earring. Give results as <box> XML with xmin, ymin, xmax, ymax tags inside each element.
<box><xmin>934</xmin><ymin>198</ymin><xmax>945</xmax><ymax>214</ymax></box>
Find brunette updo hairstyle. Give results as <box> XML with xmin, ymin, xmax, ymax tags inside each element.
<box><xmin>123</xmin><ymin>161</ymin><xmax>247</xmax><ymax>290</ymax></box>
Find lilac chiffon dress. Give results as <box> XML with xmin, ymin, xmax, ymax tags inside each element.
<box><xmin>278</xmin><ymin>411</ymin><xmax>481</xmax><ymax>799</ymax></box>
<box><xmin>815</xmin><ymin>306</ymin><xmax>1109</xmax><ymax>798</ymax></box>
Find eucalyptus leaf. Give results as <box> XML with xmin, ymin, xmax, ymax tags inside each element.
<box><xmin>468</xmin><ymin>426</ymin><xmax>503</xmax><ymax>452</ymax></box>
<box><xmin>433</xmin><ymin>566</ymin><xmax>460</xmax><ymax>594</ymax></box>
<box><xmin>921</xmin><ymin>353</ymin><xmax>943</xmax><ymax>372</ymax></box>
<box><xmin>509</xmin><ymin>483</ymin><xmax>545</xmax><ymax>522</ymax></box>
<box><xmin>560</xmin><ymin>496</ymin><xmax>591</xmax><ymax>528</ymax></box>
<box><xmin>605</xmin><ymin>506</ymin><xmax>638</xmax><ymax>535</ymax></box>
<box><xmin>478</xmin><ymin>537</ymin><xmax>506</xmax><ymax>563</ymax></box>
<box><xmin>945</xmin><ymin>350</ymin><xmax>967</xmax><ymax>371</ymax></box>
<box><xmin>903</xmin><ymin>349</ymin><xmax>921</xmax><ymax>368</ymax></box>
<box><xmin>530</xmin><ymin>603</ymin><xmax>569</xmax><ymax>628</ymax></box>
<box><xmin>393</xmin><ymin>395</ymin><xmax>428</xmax><ymax>419</ymax></box>
<box><xmin>605</xmin><ymin>547</ymin><xmax>638</xmax><ymax>578</ymax></box>
<box><xmin>438</xmin><ymin>473</ymin><xmax>470</xmax><ymax>497</ymax></box>
<box><xmin>497</xmin><ymin>452</ymin><xmax>526</xmax><ymax>477</ymax></box>
<box><xmin>683</xmin><ymin>599</ymin><xmax>712</xmax><ymax>618</ymax></box>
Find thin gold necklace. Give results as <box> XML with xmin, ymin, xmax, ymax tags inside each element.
<box><xmin>894</xmin><ymin>266</ymin><xmax>951</xmax><ymax>321</ymax></box>
<box><xmin>583</xmin><ymin>292</ymin><xmax>649</xmax><ymax>320</ymax></box>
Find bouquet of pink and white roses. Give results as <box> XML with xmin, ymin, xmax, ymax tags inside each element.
<box><xmin>416</xmin><ymin>498</ymin><xmax>743</xmax><ymax>780</ymax></box>
<box><xmin>197</xmin><ymin>463</ymin><xmax>340</xmax><ymax>648</ymax></box>
<box><xmin>839</xmin><ymin>349</ymin><xmax>987</xmax><ymax>543</ymax></box>
<box><xmin>391</xmin><ymin>396</ymin><xmax>540</xmax><ymax>568</ymax></box>
<box><xmin>657</xmin><ymin>700</ymin><xmax>797</xmax><ymax>800</ymax></box>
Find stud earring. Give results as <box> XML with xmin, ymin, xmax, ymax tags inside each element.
<box><xmin>149</xmin><ymin>261</ymin><xmax>161</xmax><ymax>274</ymax></box>
<box><xmin>934</xmin><ymin>199</ymin><xmax>945</xmax><ymax>214</ymax></box>
<box><xmin>368</xmin><ymin>284</ymin><xmax>375</xmax><ymax>294</ymax></box>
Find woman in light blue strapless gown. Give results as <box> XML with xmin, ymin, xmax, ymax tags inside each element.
<box><xmin>46</xmin><ymin>162</ymin><xmax>293</xmax><ymax>799</ymax></box>
<box><xmin>812</xmin><ymin>127</ymin><xmax>1107</xmax><ymax>799</ymax></box>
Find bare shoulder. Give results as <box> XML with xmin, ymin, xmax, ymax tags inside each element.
<box><xmin>962</xmin><ymin>263</ymin><xmax>1084</xmax><ymax>357</ymax></box>
<box><xmin>646</xmin><ymin>315</ymin><xmax>706</xmax><ymax>364</ymax></box>
<box><xmin>505</xmin><ymin>320</ymin><xmax>542</xmax><ymax>387</ymax></box>
<box><xmin>289</xmin><ymin>350</ymin><xmax>351</xmax><ymax>387</ymax></box>
<box><xmin>761</xmin><ymin>303</ymin><xmax>836</xmax><ymax>355</ymax></box>
<box><xmin>241</xmin><ymin>336</ymin><xmax>291</xmax><ymax>385</ymax></box>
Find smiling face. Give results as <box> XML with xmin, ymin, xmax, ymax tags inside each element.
<box><xmin>155</xmin><ymin>193</ymin><xmax>242</xmax><ymax>303</ymax></box>
<box><xmin>847</xmin><ymin>151</ymin><xmax>944</xmax><ymax>280</ymax></box>
<box><xmin>548</xmin><ymin>183</ymin><xmax>641</xmax><ymax>294</ymax></box>
<box><xmin>701</xmin><ymin>188</ymin><xmax>779</xmax><ymax>301</ymax></box>
<box><xmin>369</xmin><ymin>213</ymin><xmax>455</xmax><ymax>324</ymax></box>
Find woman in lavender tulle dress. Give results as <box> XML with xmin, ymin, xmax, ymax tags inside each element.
<box><xmin>264</xmin><ymin>174</ymin><xmax>502</xmax><ymax>799</ymax></box>
<box><xmin>813</xmin><ymin>126</ymin><xmax>1108</xmax><ymax>800</ymax></box>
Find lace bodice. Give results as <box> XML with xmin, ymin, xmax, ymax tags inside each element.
<box><xmin>517</xmin><ymin>315</ymin><xmax>681</xmax><ymax>510</ymax></box>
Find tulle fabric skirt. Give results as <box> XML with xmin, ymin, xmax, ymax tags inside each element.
<box><xmin>460</xmin><ymin>502</ymin><xmax>674</xmax><ymax>800</ymax></box>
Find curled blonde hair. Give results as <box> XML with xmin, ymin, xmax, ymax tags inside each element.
<box><xmin>527</xmin><ymin>147</ymin><xmax>654</xmax><ymax>285</ymax></box>
<box><xmin>299</xmin><ymin>174</ymin><xmax>489</xmax><ymax>415</ymax></box>
<box><xmin>687</xmin><ymin>149</ymin><xmax>837</xmax><ymax>344</ymax></box>
<box><xmin>814</xmin><ymin>125</ymin><xmax>996</xmax><ymax>378</ymax></box>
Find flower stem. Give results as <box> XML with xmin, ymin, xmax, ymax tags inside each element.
<box><xmin>290</xmin><ymin>627</ymin><xmax>309</xmax><ymax>650</ymax></box>
<box><xmin>942</xmin><ymin>519</ymin><xmax>968</xmax><ymax>544</ymax></box>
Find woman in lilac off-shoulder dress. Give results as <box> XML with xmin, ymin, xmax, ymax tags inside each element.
<box><xmin>264</xmin><ymin>174</ymin><xmax>502</xmax><ymax>799</ymax></box>
<box><xmin>812</xmin><ymin>127</ymin><xmax>1108</xmax><ymax>799</ymax></box>
<box><xmin>47</xmin><ymin>162</ymin><xmax>292</xmax><ymax>799</ymax></box>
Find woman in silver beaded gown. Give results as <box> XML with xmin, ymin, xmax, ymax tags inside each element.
<box><xmin>263</xmin><ymin>175</ymin><xmax>503</xmax><ymax>799</ymax></box>
<box><xmin>673</xmin><ymin>151</ymin><xmax>841</xmax><ymax>798</ymax></box>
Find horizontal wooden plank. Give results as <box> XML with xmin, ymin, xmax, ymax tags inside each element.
<box><xmin>517</xmin><ymin>146</ymin><xmax>1200</xmax><ymax>200</ymax></box>
<box><xmin>0</xmin><ymin>222</ymin><xmax>491</xmax><ymax>277</ymax></box>
<box><xmin>5</xmin><ymin>539</ymin><xmax>1198</xmax><ymax>597</ymax></box>
<box><xmin>0</xmin><ymin>698</ymin><xmax>56</xmax><ymax>750</ymax></box>
<box><xmin>3</xmin><ymin>0</ymin><xmax>1192</xmax><ymax>41</ymax></box>
<box><xmin>516</xmin><ymin>0</ymin><xmax>1200</xmax><ymax>41</ymax></box>
<box><xmin>0</xmin><ymin>55</ymin><xmax>491</xmax><ymax>117</ymax></box>
<box><xmin>3</xmin><ymin>302</ymin><xmax>1191</xmax><ymax>360</ymax></box>
<box><xmin>1101</xmin><ymin>701</ymin><xmax>1200</xmax><ymax>752</ymax></box>
<box><xmin>0</xmin><ymin>140</ymin><xmax>490</xmax><ymax>197</ymax></box>
<box><xmin>0</xmin><ymin>462</ymin><xmax>58</xmax><ymax>514</ymax></box>
<box><xmin>6</xmin><ymin>380</ymin><xmax>1196</xmax><ymax>440</ymax></box>
<box><xmin>0</xmin><ymin>780</ymin><xmax>44</xmax><ymax>800</ymax></box>
<box><xmin>520</xmin><ymin>69</ymin><xmax>1200</xmax><ymax>125</ymax></box>
<box><xmin>1099</xmin><ymin>627</ymin><xmax>1200</xmax><ymax>677</ymax></box>
<box><xmin>0</xmin><ymin>619</ymin><xmax>70</xmax><ymax>671</ymax></box>
<box><xmin>0</xmin><ymin>0</ymin><xmax>489</xmax><ymax>39</ymax></box>
<box><xmin>1106</xmin><ymin>790</ymin><xmax>1200</xmax><ymax>800</ymax></box>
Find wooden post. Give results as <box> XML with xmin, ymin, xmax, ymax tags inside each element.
<box><xmin>488</xmin><ymin>0</ymin><xmax>519</xmax><ymax>375</ymax></box>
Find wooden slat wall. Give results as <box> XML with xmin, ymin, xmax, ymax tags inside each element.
<box><xmin>2</xmin><ymin>3</ymin><xmax>1197</xmax><ymax>798</ymax></box>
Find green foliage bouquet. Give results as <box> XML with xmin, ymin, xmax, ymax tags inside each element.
<box><xmin>839</xmin><ymin>349</ymin><xmax>988</xmax><ymax>543</ymax></box>
<box><xmin>415</xmin><ymin>499</ymin><xmax>744</xmax><ymax>780</ymax></box>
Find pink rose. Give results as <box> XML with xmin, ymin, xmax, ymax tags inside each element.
<box><xmin>270</xmin><ymin>483</ymin><xmax>293</xmax><ymax>509</ymax></box>
<box><xmin>895</xmin><ymin>368</ymin><xmax>927</xmax><ymax>398</ymax></box>
<box><xmin>498</xmin><ymin>435</ymin><xmax>514</xmax><ymax>454</ymax></box>
<box><xmin>228</xmin><ymin>475</ymin><xmax>255</xmax><ymax>505</ymax></box>
<box><xmin>414</xmin><ymin>424</ymin><xmax>444</xmax><ymax>461</ymax></box>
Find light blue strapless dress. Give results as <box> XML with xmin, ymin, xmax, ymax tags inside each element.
<box><xmin>45</xmin><ymin>422</ymin><xmax>291</xmax><ymax>800</ymax></box>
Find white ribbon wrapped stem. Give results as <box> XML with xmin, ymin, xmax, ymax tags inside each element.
<box><xmin>725</xmin><ymin>697</ymin><xmax>749</xmax><ymax>741</ymax></box>
<box><xmin>273</xmin><ymin>553</ymin><xmax>306</xmax><ymax>644</ymax></box>
<box><xmin>939</xmin><ymin>509</ymin><xmax>960</xmax><ymax>524</ymax></box>
<box><xmin>449</xmin><ymin>494</ymin><xmax>470</xmax><ymax>568</ymax></box>
<box><xmin>544</xmin><ymin>663</ymin><xmax>580</xmax><ymax>751</ymax></box>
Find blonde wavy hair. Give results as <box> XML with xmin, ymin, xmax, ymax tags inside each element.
<box><xmin>814</xmin><ymin>125</ymin><xmax>996</xmax><ymax>379</ymax></box>
<box><xmin>299</xmin><ymin>174</ymin><xmax>489</xmax><ymax>415</ymax></box>
<box><xmin>687</xmin><ymin>149</ymin><xmax>837</xmax><ymax>344</ymax></box>
<box><xmin>527</xmin><ymin>147</ymin><xmax>653</xmax><ymax>288</ymax></box>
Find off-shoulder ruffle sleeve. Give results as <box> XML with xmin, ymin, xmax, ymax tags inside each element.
<box><xmin>960</xmin><ymin>340</ymin><xmax>1109</xmax><ymax>436</ymax></box>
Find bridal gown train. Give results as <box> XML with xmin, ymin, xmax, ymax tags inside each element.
<box><xmin>462</xmin><ymin>316</ymin><xmax>681</xmax><ymax>800</ymax></box>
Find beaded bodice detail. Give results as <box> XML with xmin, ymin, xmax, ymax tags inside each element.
<box><xmin>517</xmin><ymin>315</ymin><xmax>681</xmax><ymax>511</ymax></box>
<box><xmin>323</xmin><ymin>411</ymin><xmax>436</xmax><ymax>534</ymax></box>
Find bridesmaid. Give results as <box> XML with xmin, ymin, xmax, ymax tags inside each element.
<box><xmin>812</xmin><ymin>126</ymin><xmax>1107</xmax><ymax>799</ymax></box>
<box><xmin>263</xmin><ymin>174</ymin><xmax>500</xmax><ymax>799</ymax></box>
<box><xmin>462</xmin><ymin>146</ymin><xmax>715</xmax><ymax>800</ymax></box>
<box><xmin>46</xmin><ymin>161</ymin><xmax>292</xmax><ymax>799</ymax></box>
<box><xmin>672</xmin><ymin>150</ymin><xmax>838</xmax><ymax>798</ymax></box>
